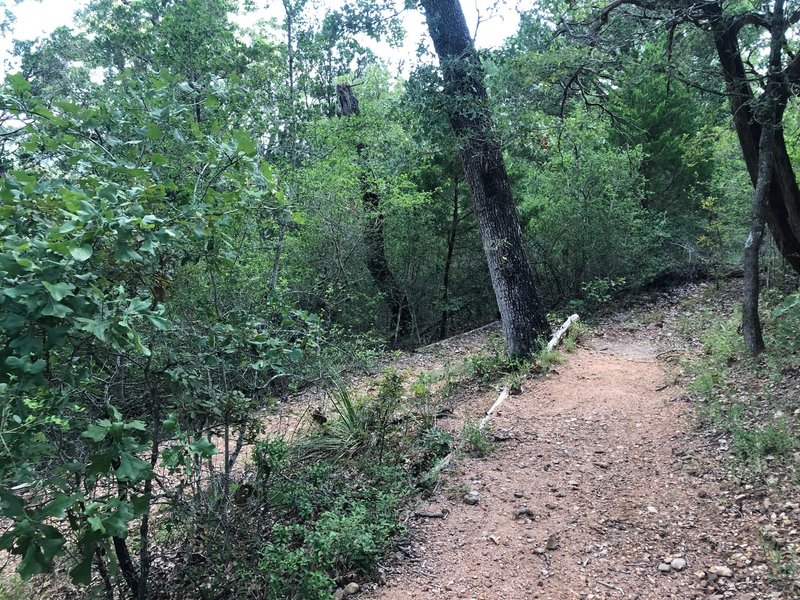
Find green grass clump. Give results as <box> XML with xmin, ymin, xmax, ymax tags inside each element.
<box><xmin>461</xmin><ymin>421</ymin><xmax>494</xmax><ymax>458</ymax></box>
<box><xmin>685</xmin><ymin>293</ymin><xmax>799</xmax><ymax>473</ymax></box>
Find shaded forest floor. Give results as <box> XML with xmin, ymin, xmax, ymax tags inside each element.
<box><xmin>355</xmin><ymin>282</ymin><xmax>800</xmax><ymax>600</ymax></box>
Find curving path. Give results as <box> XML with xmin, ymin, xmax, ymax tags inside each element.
<box><xmin>367</xmin><ymin>334</ymin><xmax>780</xmax><ymax>600</ymax></box>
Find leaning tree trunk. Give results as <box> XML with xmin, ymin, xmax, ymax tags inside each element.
<box><xmin>336</xmin><ymin>83</ymin><xmax>412</xmax><ymax>342</ymax></box>
<box><xmin>713</xmin><ymin>17</ymin><xmax>800</xmax><ymax>274</ymax></box>
<box><xmin>420</xmin><ymin>0</ymin><xmax>551</xmax><ymax>356</ymax></box>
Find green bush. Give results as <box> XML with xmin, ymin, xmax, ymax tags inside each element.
<box><xmin>519</xmin><ymin>111</ymin><xmax>666</xmax><ymax>306</ymax></box>
<box><xmin>256</xmin><ymin>462</ymin><xmax>404</xmax><ymax>600</ymax></box>
<box><xmin>461</xmin><ymin>422</ymin><xmax>494</xmax><ymax>458</ymax></box>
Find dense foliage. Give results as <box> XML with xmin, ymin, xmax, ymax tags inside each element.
<box><xmin>0</xmin><ymin>0</ymin><xmax>798</xmax><ymax>598</ymax></box>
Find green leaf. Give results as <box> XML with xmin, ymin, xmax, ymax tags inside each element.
<box><xmin>8</xmin><ymin>73</ymin><xmax>31</xmax><ymax>94</ymax></box>
<box><xmin>189</xmin><ymin>437</ymin><xmax>217</xmax><ymax>458</ymax></box>
<box><xmin>40</xmin><ymin>494</ymin><xmax>76</xmax><ymax>519</ymax></box>
<box><xmin>58</xmin><ymin>221</ymin><xmax>80</xmax><ymax>234</ymax></box>
<box><xmin>68</xmin><ymin>244</ymin><xmax>93</xmax><ymax>262</ymax></box>
<box><xmin>115</xmin><ymin>453</ymin><xmax>151</xmax><ymax>482</ymax></box>
<box><xmin>42</xmin><ymin>282</ymin><xmax>74</xmax><ymax>302</ymax></box>
<box><xmin>41</xmin><ymin>299</ymin><xmax>73</xmax><ymax>319</ymax></box>
<box><xmin>286</xmin><ymin>347</ymin><xmax>303</xmax><ymax>362</ymax></box>
<box><xmin>146</xmin><ymin>314</ymin><xmax>172</xmax><ymax>330</ymax></box>
<box><xmin>76</xmin><ymin>317</ymin><xmax>109</xmax><ymax>342</ymax></box>
<box><xmin>81</xmin><ymin>423</ymin><xmax>108</xmax><ymax>443</ymax></box>
<box><xmin>260</xmin><ymin>162</ymin><xmax>275</xmax><ymax>183</ymax></box>
<box><xmin>145</xmin><ymin>123</ymin><xmax>163</xmax><ymax>139</ymax></box>
<box><xmin>0</xmin><ymin>488</ymin><xmax>26</xmax><ymax>519</ymax></box>
<box><xmin>0</xmin><ymin>312</ymin><xmax>26</xmax><ymax>333</ymax></box>
<box><xmin>18</xmin><ymin>526</ymin><xmax>65</xmax><ymax>580</ymax></box>
<box><xmin>69</xmin><ymin>549</ymin><xmax>95</xmax><ymax>585</ymax></box>
<box><xmin>3</xmin><ymin>284</ymin><xmax>36</xmax><ymax>299</ymax></box>
<box><xmin>233</xmin><ymin>130</ymin><xmax>256</xmax><ymax>156</ymax></box>
<box><xmin>123</xmin><ymin>420</ymin><xmax>147</xmax><ymax>432</ymax></box>
<box><xmin>87</xmin><ymin>515</ymin><xmax>105</xmax><ymax>533</ymax></box>
<box><xmin>101</xmin><ymin>499</ymin><xmax>135</xmax><ymax>537</ymax></box>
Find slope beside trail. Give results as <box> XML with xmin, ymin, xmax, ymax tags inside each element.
<box><xmin>366</xmin><ymin>328</ymin><xmax>780</xmax><ymax>600</ymax></box>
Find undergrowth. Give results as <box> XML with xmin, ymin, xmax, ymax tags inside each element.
<box><xmin>460</xmin><ymin>421</ymin><xmax>494</xmax><ymax>458</ymax></box>
<box><xmin>151</xmin><ymin>372</ymin><xmax>453</xmax><ymax>600</ymax></box>
<box><xmin>685</xmin><ymin>291</ymin><xmax>800</xmax><ymax>474</ymax></box>
<box><xmin>156</xmin><ymin>321</ymin><xmax>583</xmax><ymax>600</ymax></box>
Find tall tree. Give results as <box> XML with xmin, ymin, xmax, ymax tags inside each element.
<box><xmin>586</xmin><ymin>1</ymin><xmax>800</xmax><ymax>275</ymax></box>
<box><xmin>336</xmin><ymin>82</ymin><xmax>412</xmax><ymax>343</ymax></box>
<box><xmin>419</xmin><ymin>0</ymin><xmax>552</xmax><ymax>356</ymax></box>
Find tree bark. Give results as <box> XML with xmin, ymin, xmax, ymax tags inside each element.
<box><xmin>439</xmin><ymin>176</ymin><xmax>460</xmax><ymax>340</ymax></box>
<box><xmin>336</xmin><ymin>83</ymin><xmax>411</xmax><ymax>342</ymax></box>
<box><xmin>712</xmin><ymin>16</ymin><xmax>800</xmax><ymax>275</ymax></box>
<box><xmin>740</xmin><ymin>0</ymin><xmax>785</xmax><ymax>355</ymax></box>
<box><xmin>113</xmin><ymin>535</ymin><xmax>139</xmax><ymax>598</ymax></box>
<box><xmin>421</xmin><ymin>0</ymin><xmax>551</xmax><ymax>356</ymax></box>
<box><xmin>743</xmin><ymin>125</ymin><xmax>773</xmax><ymax>354</ymax></box>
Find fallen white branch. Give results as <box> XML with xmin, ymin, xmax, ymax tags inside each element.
<box><xmin>547</xmin><ymin>313</ymin><xmax>580</xmax><ymax>351</ymax></box>
<box><xmin>428</xmin><ymin>314</ymin><xmax>581</xmax><ymax>481</ymax></box>
<box><xmin>479</xmin><ymin>313</ymin><xmax>579</xmax><ymax>431</ymax></box>
<box><xmin>479</xmin><ymin>386</ymin><xmax>509</xmax><ymax>430</ymax></box>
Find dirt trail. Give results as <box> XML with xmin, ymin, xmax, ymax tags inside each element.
<box><xmin>368</xmin><ymin>332</ymin><xmax>775</xmax><ymax>600</ymax></box>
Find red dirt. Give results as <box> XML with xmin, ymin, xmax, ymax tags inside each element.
<box><xmin>366</xmin><ymin>334</ymin><xmax>781</xmax><ymax>600</ymax></box>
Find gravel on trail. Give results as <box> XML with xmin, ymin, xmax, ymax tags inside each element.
<box><xmin>366</xmin><ymin>324</ymin><xmax>784</xmax><ymax>600</ymax></box>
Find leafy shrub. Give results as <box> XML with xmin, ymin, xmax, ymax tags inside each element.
<box><xmin>519</xmin><ymin>111</ymin><xmax>666</xmax><ymax>306</ymax></box>
<box><xmin>733</xmin><ymin>422</ymin><xmax>797</xmax><ymax>472</ymax></box>
<box><xmin>461</xmin><ymin>422</ymin><xmax>494</xmax><ymax>458</ymax></box>
<box><xmin>256</xmin><ymin>462</ymin><xmax>405</xmax><ymax>600</ymax></box>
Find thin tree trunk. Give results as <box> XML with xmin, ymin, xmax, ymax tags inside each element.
<box><xmin>440</xmin><ymin>177</ymin><xmax>460</xmax><ymax>339</ymax></box>
<box><xmin>136</xmin><ymin>437</ymin><xmax>159</xmax><ymax>600</ymax></box>
<box><xmin>113</xmin><ymin>535</ymin><xmax>139</xmax><ymax>598</ymax></box>
<box><xmin>94</xmin><ymin>549</ymin><xmax>114</xmax><ymax>600</ymax></box>
<box><xmin>743</xmin><ymin>127</ymin><xmax>773</xmax><ymax>354</ymax></box>
<box><xmin>741</xmin><ymin>0</ymin><xmax>785</xmax><ymax>354</ymax></box>
<box><xmin>363</xmin><ymin>188</ymin><xmax>411</xmax><ymax>341</ymax></box>
<box><xmin>421</xmin><ymin>0</ymin><xmax>551</xmax><ymax>356</ymax></box>
<box><xmin>267</xmin><ymin>217</ymin><xmax>287</xmax><ymax>297</ymax></box>
<box><xmin>711</xmin><ymin>9</ymin><xmax>800</xmax><ymax>274</ymax></box>
<box><xmin>336</xmin><ymin>83</ymin><xmax>411</xmax><ymax>342</ymax></box>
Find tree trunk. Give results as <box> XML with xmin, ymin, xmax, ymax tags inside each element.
<box><xmin>743</xmin><ymin>125</ymin><xmax>773</xmax><ymax>354</ymax></box>
<box><xmin>440</xmin><ymin>177</ymin><xmax>460</xmax><ymax>339</ymax></box>
<box><xmin>712</xmin><ymin>15</ymin><xmax>800</xmax><ymax>274</ymax></box>
<box><xmin>336</xmin><ymin>83</ymin><xmax>411</xmax><ymax>342</ymax></box>
<box><xmin>421</xmin><ymin>0</ymin><xmax>551</xmax><ymax>356</ymax></box>
<box><xmin>113</xmin><ymin>535</ymin><xmax>139</xmax><ymax>598</ymax></box>
<box><xmin>740</xmin><ymin>0</ymin><xmax>785</xmax><ymax>354</ymax></box>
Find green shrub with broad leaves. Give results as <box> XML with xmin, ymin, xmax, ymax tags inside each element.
<box><xmin>0</xmin><ymin>70</ymin><xmax>313</xmax><ymax>594</ymax></box>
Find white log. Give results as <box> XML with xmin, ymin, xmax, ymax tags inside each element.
<box><xmin>429</xmin><ymin>314</ymin><xmax>580</xmax><ymax>476</ymax></box>
<box><xmin>547</xmin><ymin>314</ymin><xmax>580</xmax><ymax>351</ymax></box>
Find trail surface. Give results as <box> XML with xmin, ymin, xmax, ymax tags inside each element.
<box><xmin>368</xmin><ymin>330</ymin><xmax>776</xmax><ymax>600</ymax></box>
